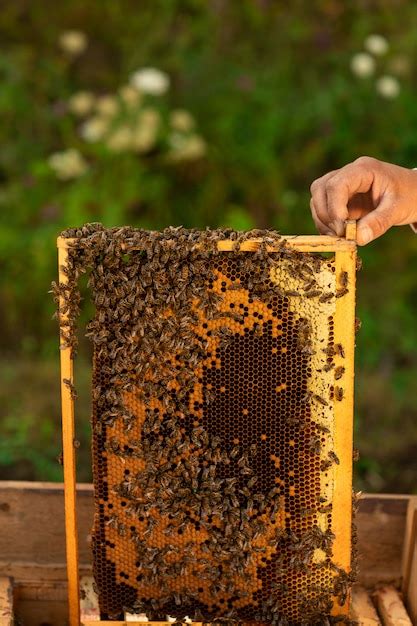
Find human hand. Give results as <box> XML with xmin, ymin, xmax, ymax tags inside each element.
<box><xmin>310</xmin><ymin>156</ymin><xmax>417</xmax><ymax>245</ymax></box>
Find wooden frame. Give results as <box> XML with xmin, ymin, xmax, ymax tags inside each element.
<box><xmin>57</xmin><ymin>226</ymin><xmax>357</xmax><ymax>626</ymax></box>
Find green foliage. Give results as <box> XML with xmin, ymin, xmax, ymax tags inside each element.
<box><xmin>0</xmin><ymin>0</ymin><xmax>416</xmax><ymax>490</ymax></box>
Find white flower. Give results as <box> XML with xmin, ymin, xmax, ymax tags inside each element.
<box><xmin>96</xmin><ymin>95</ymin><xmax>119</xmax><ymax>117</ymax></box>
<box><xmin>48</xmin><ymin>149</ymin><xmax>88</xmax><ymax>180</ymax></box>
<box><xmin>132</xmin><ymin>109</ymin><xmax>160</xmax><ymax>153</ymax></box>
<box><xmin>130</xmin><ymin>68</ymin><xmax>170</xmax><ymax>95</ymax></box>
<box><xmin>168</xmin><ymin>133</ymin><xmax>206</xmax><ymax>161</ymax></box>
<box><xmin>170</xmin><ymin>109</ymin><xmax>195</xmax><ymax>132</ymax></box>
<box><xmin>364</xmin><ymin>34</ymin><xmax>389</xmax><ymax>56</ymax></box>
<box><xmin>376</xmin><ymin>75</ymin><xmax>401</xmax><ymax>99</ymax></box>
<box><xmin>59</xmin><ymin>30</ymin><xmax>88</xmax><ymax>56</ymax></box>
<box><xmin>68</xmin><ymin>91</ymin><xmax>95</xmax><ymax>116</ymax></box>
<box><xmin>132</xmin><ymin>127</ymin><xmax>157</xmax><ymax>153</ymax></box>
<box><xmin>350</xmin><ymin>52</ymin><xmax>375</xmax><ymax>78</ymax></box>
<box><xmin>119</xmin><ymin>85</ymin><xmax>142</xmax><ymax>107</ymax></box>
<box><xmin>140</xmin><ymin>108</ymin><xmax>160</xmax><ymax>129</ymax></box>
<box><xmin>80</xmin><ymin>116</ymin><xmax>109</xmax><ymax>142</ymax></box>
<box><xmin>106</xmin><ymin>127</ymin><xmax>132</xmax><ymax>152</ymax></box>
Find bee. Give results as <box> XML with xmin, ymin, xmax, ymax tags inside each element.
<box><xmin>336</xmin><ymin>287</ymin><xmax>349</xmax><ymax>298</ymax></box>
<box><xmin>317</xmin><ymin>504</ymin><xmax>333</xmax><ymax>513</ymax></box>
<box><xmin>339</xmin><ymin>271</ymin><xmax>349</xmax><ymax>288</ymax></box>
<box><xmin>309</xmin><ymin>436</ymin><xmax>321</xmax><ymax>455</ymax></box>
<box><xmin>62</xmin><ymin>378</ymin><xmax>78</xmax><ymax>400</ymax></box>
<box><xmin>334</xmin><ymin>366</ymin><xmax>345</xmax><ymax>380</ymax></box>
<box><xmin>286</xmin><ymin>416</ymin><xmax>302</xmax><ymax>426</ymax></box>
<box><xmin>320</xmin><ymin>459</ymin><xmax>332</xmax><ymax>472</ymax></box>
<box><xmin>319</xmin><ymin>292</ymin><xmax>333</xmax><ymax>303</ymax></box>
<box><xmin>313</xmin><ymin>394</ymin><xmax>328</xmax><ymax>407</ymax></box>
<box><xmin>355</xmin><ymin>317</ymin><xmax>362</xmax><ymax>332</ymax></box>
<box><xmin>316</xmin><ymin>424</ymin><xmax>330</xmax><ymax>434</ymax></box>
<box><xmin>304</xmin><ymin>289</ymin><xmax>322</xmax><ymax>299</ymax></box>
<box><xmin>303</xmin><ymin>278</ymin><xmax>319</xmax><ymax>293</ymax></box>
<box><xmin>328</xmin><ymin>450</ymin><xmax>340</xmax><ymax>465</ymax></box>
<box><xmin>322</xmin><ymin>345</ymin><xmax>335</xmax><ymax>357</ymax></box>
<box><xmin>323</xmin><ymin>361</ymin><xmax>334</xmax><ymax>372</ymax></box>
<box><xmin>335</xmin><ymin>343</ymin><xmax>345</xmax><ymax>358</ymax></box>
<box><xmin>285</xmin><ymin>289</ymin><xmax>300</xmax><ymax>297</ymax></box>
<box><xmin>297</xmin><ymin>318</ymin><xmax>313</xmax><ymax>352</ymax></box>
<box><xmin>302</xmin><ymin>390</ymin><xmax>313</xmax><ymax>403</ymax></box>
<box><xmin>335</xmin><ymin>386</ymin><xmax>344</xmax><ymax>401</ymax></box>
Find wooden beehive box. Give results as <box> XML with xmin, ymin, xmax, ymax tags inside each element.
<box><xmin>0</xmin><ymin>484</ymin><xmax>415</xmax><ymax>625</ymax></box>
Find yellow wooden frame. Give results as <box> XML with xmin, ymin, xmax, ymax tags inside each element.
<box><xmin>57</xmin><ymin>225</ymin><xmax>357</xmax><ymax>626</ymax></box>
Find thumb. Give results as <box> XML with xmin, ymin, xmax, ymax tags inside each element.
<box><xmin>356</xmin><ymin>196</ymin><xmax>394</xmax><ymax>245</ymax></box>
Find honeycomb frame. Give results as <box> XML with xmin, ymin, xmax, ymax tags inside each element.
<box><xmin>57</xmin><ymin>226</ymin><xmax>357</xmax><ymax>626</ymax></box>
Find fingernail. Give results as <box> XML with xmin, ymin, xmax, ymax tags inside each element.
<box><xmin>358</xmin><ymin>225</ymin><xmax>372</xmax><ymax>245</ymax></box>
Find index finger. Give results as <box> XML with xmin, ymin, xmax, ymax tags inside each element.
<box><xmin>312</xmin><ymin>158</ymin><xmax>376</xmax><ymax>236</ymax></box>
<box><xmin>310</xmin><ymin>170</ymin><xmax>339</xmax><ymax>234</ymax></box>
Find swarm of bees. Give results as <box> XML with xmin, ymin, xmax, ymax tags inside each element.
<box><xmin>53</xmin><ymin>224</ymin><xmax>360</xmax><ymax>625</ymax></box>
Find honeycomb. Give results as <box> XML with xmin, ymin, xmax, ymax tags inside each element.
<box><xmin>56</xmin><ymin>225</ymin><xmax>356</xmax><ymax>625</ymax></box>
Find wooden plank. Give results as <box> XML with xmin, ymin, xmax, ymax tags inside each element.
<box><xmin>13</xmin><ymin>579</ymin><xmax>87</xmax><ymax>626</ymax></box>
<box><xmin>57</xmin><ymin>235</ymin><xmax>356</xmax><ymax>253</ymax></box>
<box><xmin>351</xmin><ymin>586</ymin><xmax>381</xmax><ymax>625</ymax></box>
<box><xmin>373</xmin><ymin>585</ymin><xmax>412</xmax><ymax>626</ymax></box>
<box><xmin>13</xmin><ymin>580</ymin><xmax>68</xmax><ymax>603</ymax></box>
<box><xmin>0</xmin><ymin>481</ymin><xmax>93</xmax><ymax>571</ymax></box>
<box><xmin>58</xmin><ymin>244</ymin><xmax>80</xmax><ymax>626</ymax></box>
<box><xmin>356</xmin><ymin>494</ymin><xmax>410</xmax><ymax>587</ymax></box>
<box><xmin>14</xmin><ymin>598</ymin><xmax>67</xmax><ymax>626</ymax></box>
<box><xmin>401</xmin><ymin>498</ymin><xmax>417</xmax><ymax>624</ymax></box>
<box><xmin>0</xmin><ymin>577</ymin><xmax>13</xmax><ymax>626</ymax></box>
<box><xmin>0</xmin><ymin>563</ymin><xmax>91</xmax><ymax>586</ymax></box>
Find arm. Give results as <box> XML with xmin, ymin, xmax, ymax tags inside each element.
<box><xmin>310</xmin><ymin>156</ymin><xmax>417</xmax><ymax>245</ymax></box>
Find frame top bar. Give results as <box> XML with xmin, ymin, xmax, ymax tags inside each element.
<box><xmin>57</xmin><ymin>235</ymin><xmax>356</xmax><ymax>253</ymax></box>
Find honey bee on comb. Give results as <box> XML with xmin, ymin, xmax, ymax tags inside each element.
<box><xmin>56</xmin><ymin>224</ymin><xmax>358</xmax><ymax>625</ymax></box>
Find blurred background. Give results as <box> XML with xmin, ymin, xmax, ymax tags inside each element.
<box><xmin>0</xmin><ymin>1</ymin><xmax>416</xmax><ymax>493</ymax></box>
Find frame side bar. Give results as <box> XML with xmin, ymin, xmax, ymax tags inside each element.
<box><xmin>58</xmin><ymin>244</ymin><xmax>81</xmax><ymax>626</ymax></box>
<box><xmin>331</xmin><ymin>244</ymin><xmax>357</xmax><ymax>615</ymax></box>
